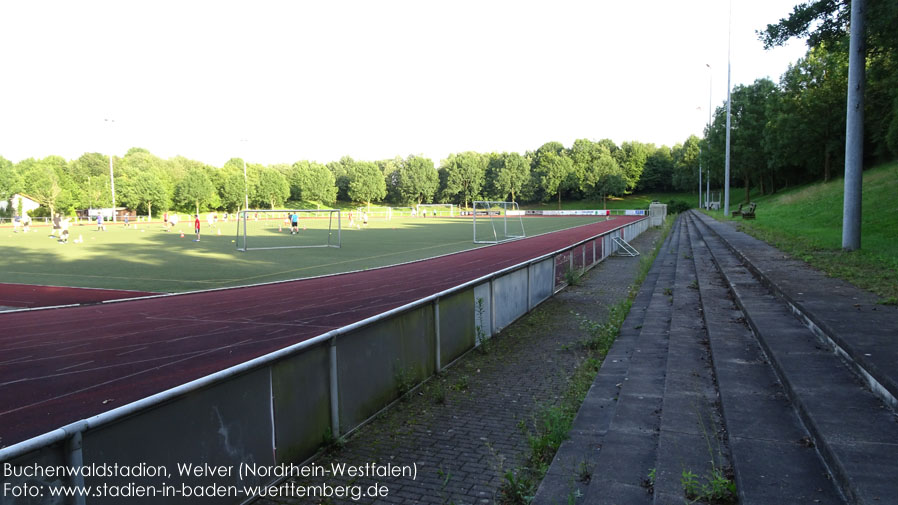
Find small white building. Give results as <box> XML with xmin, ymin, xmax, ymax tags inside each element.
<box><xmin>0</xmin><ymin>194</ymin><xmax>41</xmax><ymax>216</ymax></box>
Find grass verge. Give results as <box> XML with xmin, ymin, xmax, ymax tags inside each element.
<box><xmin>703</xmin><ymin>162</ymin><xmax>898</xmax><ymax>302</ymax></box>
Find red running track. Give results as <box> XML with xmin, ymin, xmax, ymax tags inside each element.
<box><xmin>0</xmin><ymin>283</ymin><xmax>160</xmax><ymax>309</ymax></box>
<box><xmin>0</xmin><ymin>217</ymin><xmax>642</xmax><ymax>447</ymax></box>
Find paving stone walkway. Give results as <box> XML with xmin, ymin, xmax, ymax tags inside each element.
<box><xmin>256</xmin><ymin>228</ymin><xmax>662</xmax><ymax>505</ymax></box>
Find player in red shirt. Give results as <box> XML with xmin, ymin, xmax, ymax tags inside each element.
<box><xmin>194</xmin><ymin>214</ymin><xmax>201</xmax><ymax>242</ymax></box>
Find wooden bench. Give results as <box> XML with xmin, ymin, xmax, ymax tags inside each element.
<box><xmin>742</xmin><ymin>202</ymin><xmax>757</xmax><ymax>220</ymax></box>
<box><xmin>732</xmin><ymin>202</ymin><xmax>745</xmax><ymax>217</ymax></box>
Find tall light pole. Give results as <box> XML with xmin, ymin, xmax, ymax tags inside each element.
<box><xmin>723</xmin><ymin>0</ymin><xmax>732</xmax><ymax>216</ymax></box>
<box><xmin>842</xmin><ymin>0</ymin><xmax>865</xmax><ymax>250</ymax></box>
<box><xmin>240</xmin><ymin>139</ymin><xmax>249</xmax><ymax>212</ymax></box>
<box><xmin>706</xmin><ymin>63</ymin><xmax>713</xmax><ymax>210</ymax></box>
<box><xmin>105</xmin><ymin>118</ymin><xmax>117</xmax><ymax>222</ymax></box>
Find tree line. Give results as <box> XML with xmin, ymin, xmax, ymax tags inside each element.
<box><xmin>700</xmin><ymin>0</ymin><xmax>898</xmax><ymax>203</ymax></box>
<box><xmin>0</xmin><ymin>138</ymin><xmax>702</xmax><ymax>218</ymax></box>
<box><xmin>2</xmin><ymin>1</ymin><xmax>894</xmax><ymax>217</ymax></box>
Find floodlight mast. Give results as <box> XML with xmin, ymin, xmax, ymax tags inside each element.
<box><xmin>842</xmin><ymin>0</ymin><xmax>865</xmax><ymax>251</ymax></box>
<box><xmin>723</xmin><ymin>0</ymin><xmax>732</xmax><ymax>216</ymax></box>
<box><xmin>707</xmin><ymin>64</ymin><xmax>712</xmax><ymax>209</ymax></box>
<box><xmin>105</xmin><ymin>118</ymin><xmax>116</xmax><ymax>222</ymax></box>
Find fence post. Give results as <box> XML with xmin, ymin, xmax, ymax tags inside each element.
<box><xmin>65</xmin><ymin>431</ymin><xmax>87</xmax><ymax>505</ymax></box>
<box><xmin>329</xmin><ymin>336</ymin><xmax>339</xmax><ymax>437</ymax></box>
<box><xmin>434</xmin><ymin>299</ymin><xmax>441</xmax><ymax>371</ymax></box>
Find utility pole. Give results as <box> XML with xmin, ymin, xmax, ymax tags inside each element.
<box><xmin>105</xmin><ymin>118</ymin><xmax>116</xmax><ymax>222</ymax></box>
<box><xmin>842</xmin><ymin>0</ymin><xmax>865</xmax><ymax>250</ymax></box>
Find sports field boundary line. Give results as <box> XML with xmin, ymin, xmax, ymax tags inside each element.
<box><xmin>0</xmin><ymin>217</ymin><xmax>647</xmax><ymax>461</ymax></box>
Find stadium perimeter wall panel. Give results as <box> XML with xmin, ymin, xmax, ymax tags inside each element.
<box><xmin>0</xmin><ymin>217</ymin><xmax>651</xmax><ymax>504</ymax></box>
<box><xmin>272</xmin><ymin>342</ymin><xmax>332</xmax><ymax>465</ymax></box>
<box><xmin>529</xmin><ymin>259</ymin><xmax>554</xmax><ymax>309</ymax></box>
<box><xmin>1</xmin><ymin>442</ymin><xmax>66</xmax><ymax>505</ymax></box>
<box><xmin>336</xmin><ymin>304</ymin><xmax>436</xmax><ymax>431</ymax></box>
<box><xmin>438</xmin><ymin>289</ymin><xmax>476</xmax><ymax>367</ymax></box>
<box><xmin>81</xmin><ymin>368</ymin><xmax>274</xmax><ymax>505</ymax></box>
<box><xmin>493</xmin><ymin>267</ymin><xmax>530</xmax><ymax>332</ymax></box>
<box><xmin>473</xmin><ymin>283</ymin><xmax>492</xmax><ymax>339</ymax></box>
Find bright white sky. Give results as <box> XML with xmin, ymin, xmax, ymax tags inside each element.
<box><xmin>0</xmin><ymin>0</ymin><xmax>808</xmax><ymax>168</ymax></box>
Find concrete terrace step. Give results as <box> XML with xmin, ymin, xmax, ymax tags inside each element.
<box><xmin>690</xmin><ymin>210</ymin><xmax>898</xmax><ymax>411</ymax></box>
<box><xmin>650</xmin><ymin>214</ymin><xmax>727</xmax><ymax>505</ymax></box>
<box><xmin>684</xmin><ymin>213</ymin><xmax>843</xmax><ymax>505</ymax></box>
<box><xmin>689</xmin><ymin>212</ymin><xmax>898</xmax><ymax>504</ymax></box>
<box><xmin>532</xmin><ymin>216</ymin><xmax>683</xmax><ymax>504</ymax></box>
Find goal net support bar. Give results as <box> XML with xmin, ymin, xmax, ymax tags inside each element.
<box><xmin>472</xmin><ymin>200</ymin><xmax>525</xmax><ymax>244</ymax></box>
<box><xmin>237</xmin><ymin>209</ymin><xmax>341</xmax><ymax>251</ymax></box>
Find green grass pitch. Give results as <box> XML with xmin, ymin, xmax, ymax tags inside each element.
<box><xmin>0</xmin><ymin>215</ymin><xmax>616</xmax><ymax>293</ymax></box>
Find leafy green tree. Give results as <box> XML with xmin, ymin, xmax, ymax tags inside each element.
<box><xmin>397</xmin><ymin>155</ymin><xmax>438</xmax><ymax>205</ymax></box>
<box><xmin>616</xmin><ymin>141</ymin><xmax>653</xmax><ymax>191</ymax></box>
<box><xmin>21</xmin><ymin>156</ymin><xmax>73</xmax><ymax>217</ymax></box>
<box><xmin>0</xmin><ymin>156</ymin><xmax>23</xmax><ymax>204</ymax></box>
<box><xmin>533</xmin><ymin>150</ymin><xmax>573</xmax><ymax>208</ymax></box>
<box><xmin>442</xmin><ymin>152</ymin><xmax>487</xmax><ymax>209</ymax></box>
<box><xmin>672</xmin><ymin>136</ymin><xmax>702</xmax><ymax>192</ymax></box>
<box><xmin>348</xmin><ymin>161</ymin><xmax>386</xmax><ymax>209</ymax></box>
<box><xmin>492</xmin><ymin>152</ymin><xmax>530</xmax><ymax>203</ymax></box>
<box><xmin>571</xmin><ymin>139</ymin><xmax>626</xmax><ymax>207</ymax></box>
<box><xmin>175</xmin><ymin>167</ymin><xmax>218</xmax><ymax>214</ymax></box>
<box><xmin>120</xmin><ymin>169</ymin><xmax>169</xmax><ymax>219</ymax></box>
<box><xmin>765</xmin><ymin>46</ymin><xmax>847</xmax><ymax>183</ymax></box>
<box><xmin>255</xmin><ymin>166</ymin><xmax>290</xmax><ymax>209</ymax></box>
<box><xmin>214</xmin><ymin>166</ymin><xmax>247</xmax><ymax>212</ymax></box>
<box><xmin>730</xmin><ymin>79</ymin><xmax>778</xmax><ymax>201</ymax></box>
<box><xmin>379</xmin><ymin>157</ymin><xmax>404</xmax><ymax>204</ymax></box>
<box><xmin>637</xmin><ymin>147</ymin><xmax>675</xmax><ymax>192</ymax></box>
<box><xmin>329</xmin><ymin>156</ymin><xmax>355</xmax><ymax>201</ymax></box>
<box><xmin>290</xmin><ymin>161</ymin><xmax>337</xmax><ymax>205</ymax></box>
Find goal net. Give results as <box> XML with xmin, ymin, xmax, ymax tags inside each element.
<box><xmin>416</xmin><ymin>203</ymin><xmax>455</xmax><ymax>217</ymax></box>
<box><xmin>472</xmin><ymin>201</ymin><xmax>525</xmax><ymax>244</ymax></box>
<box><xmin>236</xmin><ymin>209</ymin><xmax>341</xmax><ymax>251</ymax></box>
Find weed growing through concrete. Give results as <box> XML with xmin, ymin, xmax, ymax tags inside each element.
<box><xmin>393</xmin><ymin>365</ymin><xmax>416</xmax><ymax>401</ymax></box>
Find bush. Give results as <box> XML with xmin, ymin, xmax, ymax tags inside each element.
<box><xmin>666</xmin><ymin>200</ymin><xmax>691</xmax><ymax>214</ymax></box>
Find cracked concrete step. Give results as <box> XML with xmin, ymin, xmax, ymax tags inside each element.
<box><xmin>532</xmin><ymin>217</ymin><xmax>682</xmax><ymax>504</ymax></box>
<box><xmin>685</xmin><ymin>214</ymin><xmax>844</xmax><ymax>505</ymax></box>
<box><xmin>689</xmin><ymin>212</ymin><xmax>898</xmax><ymax>504</ymax></box>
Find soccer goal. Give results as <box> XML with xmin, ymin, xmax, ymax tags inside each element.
<box><xmin>236</xmin><ymin>209</ymin><xmax>341</xmax><ymax>251</ymax></box>
<box><xmin>472</xmin><ymin>201</ymin><xmax>525</xmax><ymax>244</ymax></box>
<box><xmin>416</xmin><ymin>203</ymin><xmax>455</xmax><ymax>217</ymax></box>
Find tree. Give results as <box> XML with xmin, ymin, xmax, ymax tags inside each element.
<box><xmin>638</xmin><ymin>147</ymin><xmax>675</xmax><ymax>192</ymax></box>
<box><xmin>492</xmin><ymin>152</ymin><xmax>530</xmax><ymax>203</ymax></box>
<box><xmin>730</xmin><ymin>79</ymin><xmax>778</xmax><ymax>201</ymax></box>
<box><xmin>571</xmin><ymin>139</ymin><xmax>626</xmax><ymax>207</ymax></box>
<box><xmin>0</xmin><ymin>156</ymin><xmax>22</xmax><ymax>204</ymax></box>
<box><xmin>397</xmin><ymin>155</ymin><xmax>438</xmax><ymax>205</ymax></box>
<box><xmin>255</xmin><ymin>167</ymin><xmax>290</xmax><ymax>209</ymax></box>
<box><xmin>442</xmin><ymin>152</ymin><xmax>487</xmax><ymax>209</ymax></box>
<box><xmin>533</xmin><ymin>151</ymin><xmax>573</xmax><ymax>208</ymax></box>
<box><xmin>120</xmin><ymin>169</ymin><xmax>169</xmax><ymax>219</ymax></box>
<box><xmin>616</xmin><ymin>141</ymin><xmax>653</xmax><ymax>191</ymax></box>
<box><xmin>175</xmin><ymin>168</ymin><xmax>217</xmax><ymax>214</ymax></box>
<box><xmin>21</xmin><ymin>156</ymin><xmax>72</xmax><ymax>217</ymax></box>
<box><xmin>347</xmin><ymin>161</ymin><xmax>386</xmax><ymax>209</ymax></box>
<box><xmin>672</xmin><ymin>136</ymin><xmax>702</xmax><ymax>192</ymax></box>
<box><xmin>290</xmin><ymin>161</ymin><xmax>337</xmax><ymax>205</ymax></box>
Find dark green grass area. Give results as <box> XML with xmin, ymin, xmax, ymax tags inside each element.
<box><xmin>706</xmin><ymin>162</ymin><xmax>898</xmax><ymax>301</ymax></box>
<box><xmin>523</xmin><ymin>191</ymin><xmax>695</xmax><ymax>211</ymax></box>
<box><xmin>0</xmin><ymin>215</ymin><xmax>622</xmax><ymax>293</ymax></box>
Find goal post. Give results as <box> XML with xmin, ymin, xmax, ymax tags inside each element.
<box><xmin>236</xmin><ymin>209</ymin><xmax>341</xmax><ymax>251</ymax></box>
<box><xmin>472</xmin><ymin>201</ymin><xmax>525</xmax><ymax>244</ymax></box>
<box><xmin>415</xmin><ymin>203</ymin><xmax>455</xmax><ymax>217</ymax></box>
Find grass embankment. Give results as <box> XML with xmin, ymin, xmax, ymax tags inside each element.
<box><xmin>498</xmin><ymin>216</ymin><xmax>676</xmax><ymax>504</ymax></box>
<box><xmin>524</xmin><ymin>192</ymin><xmax>695</xmax><ymax>211</ymax></box>
<box><xmin>709</xmin><ymin>162</ymin><xmax>898</xmax><ymax>302</ymax></box>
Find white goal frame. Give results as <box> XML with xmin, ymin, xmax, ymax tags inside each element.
<box><xmin>237</xmin><ymin>209</ymin><xmax>341</xmax><ymax>251</ymax></box>
<box><xmin>472</xmin><ymin>200</ymin><xmax>525</xmax><ymax>244</ymax></box>
<box><xmin>416</xmin><ymin>203</ymin><xmax>455</xmax><ymax>217</ymax></box>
